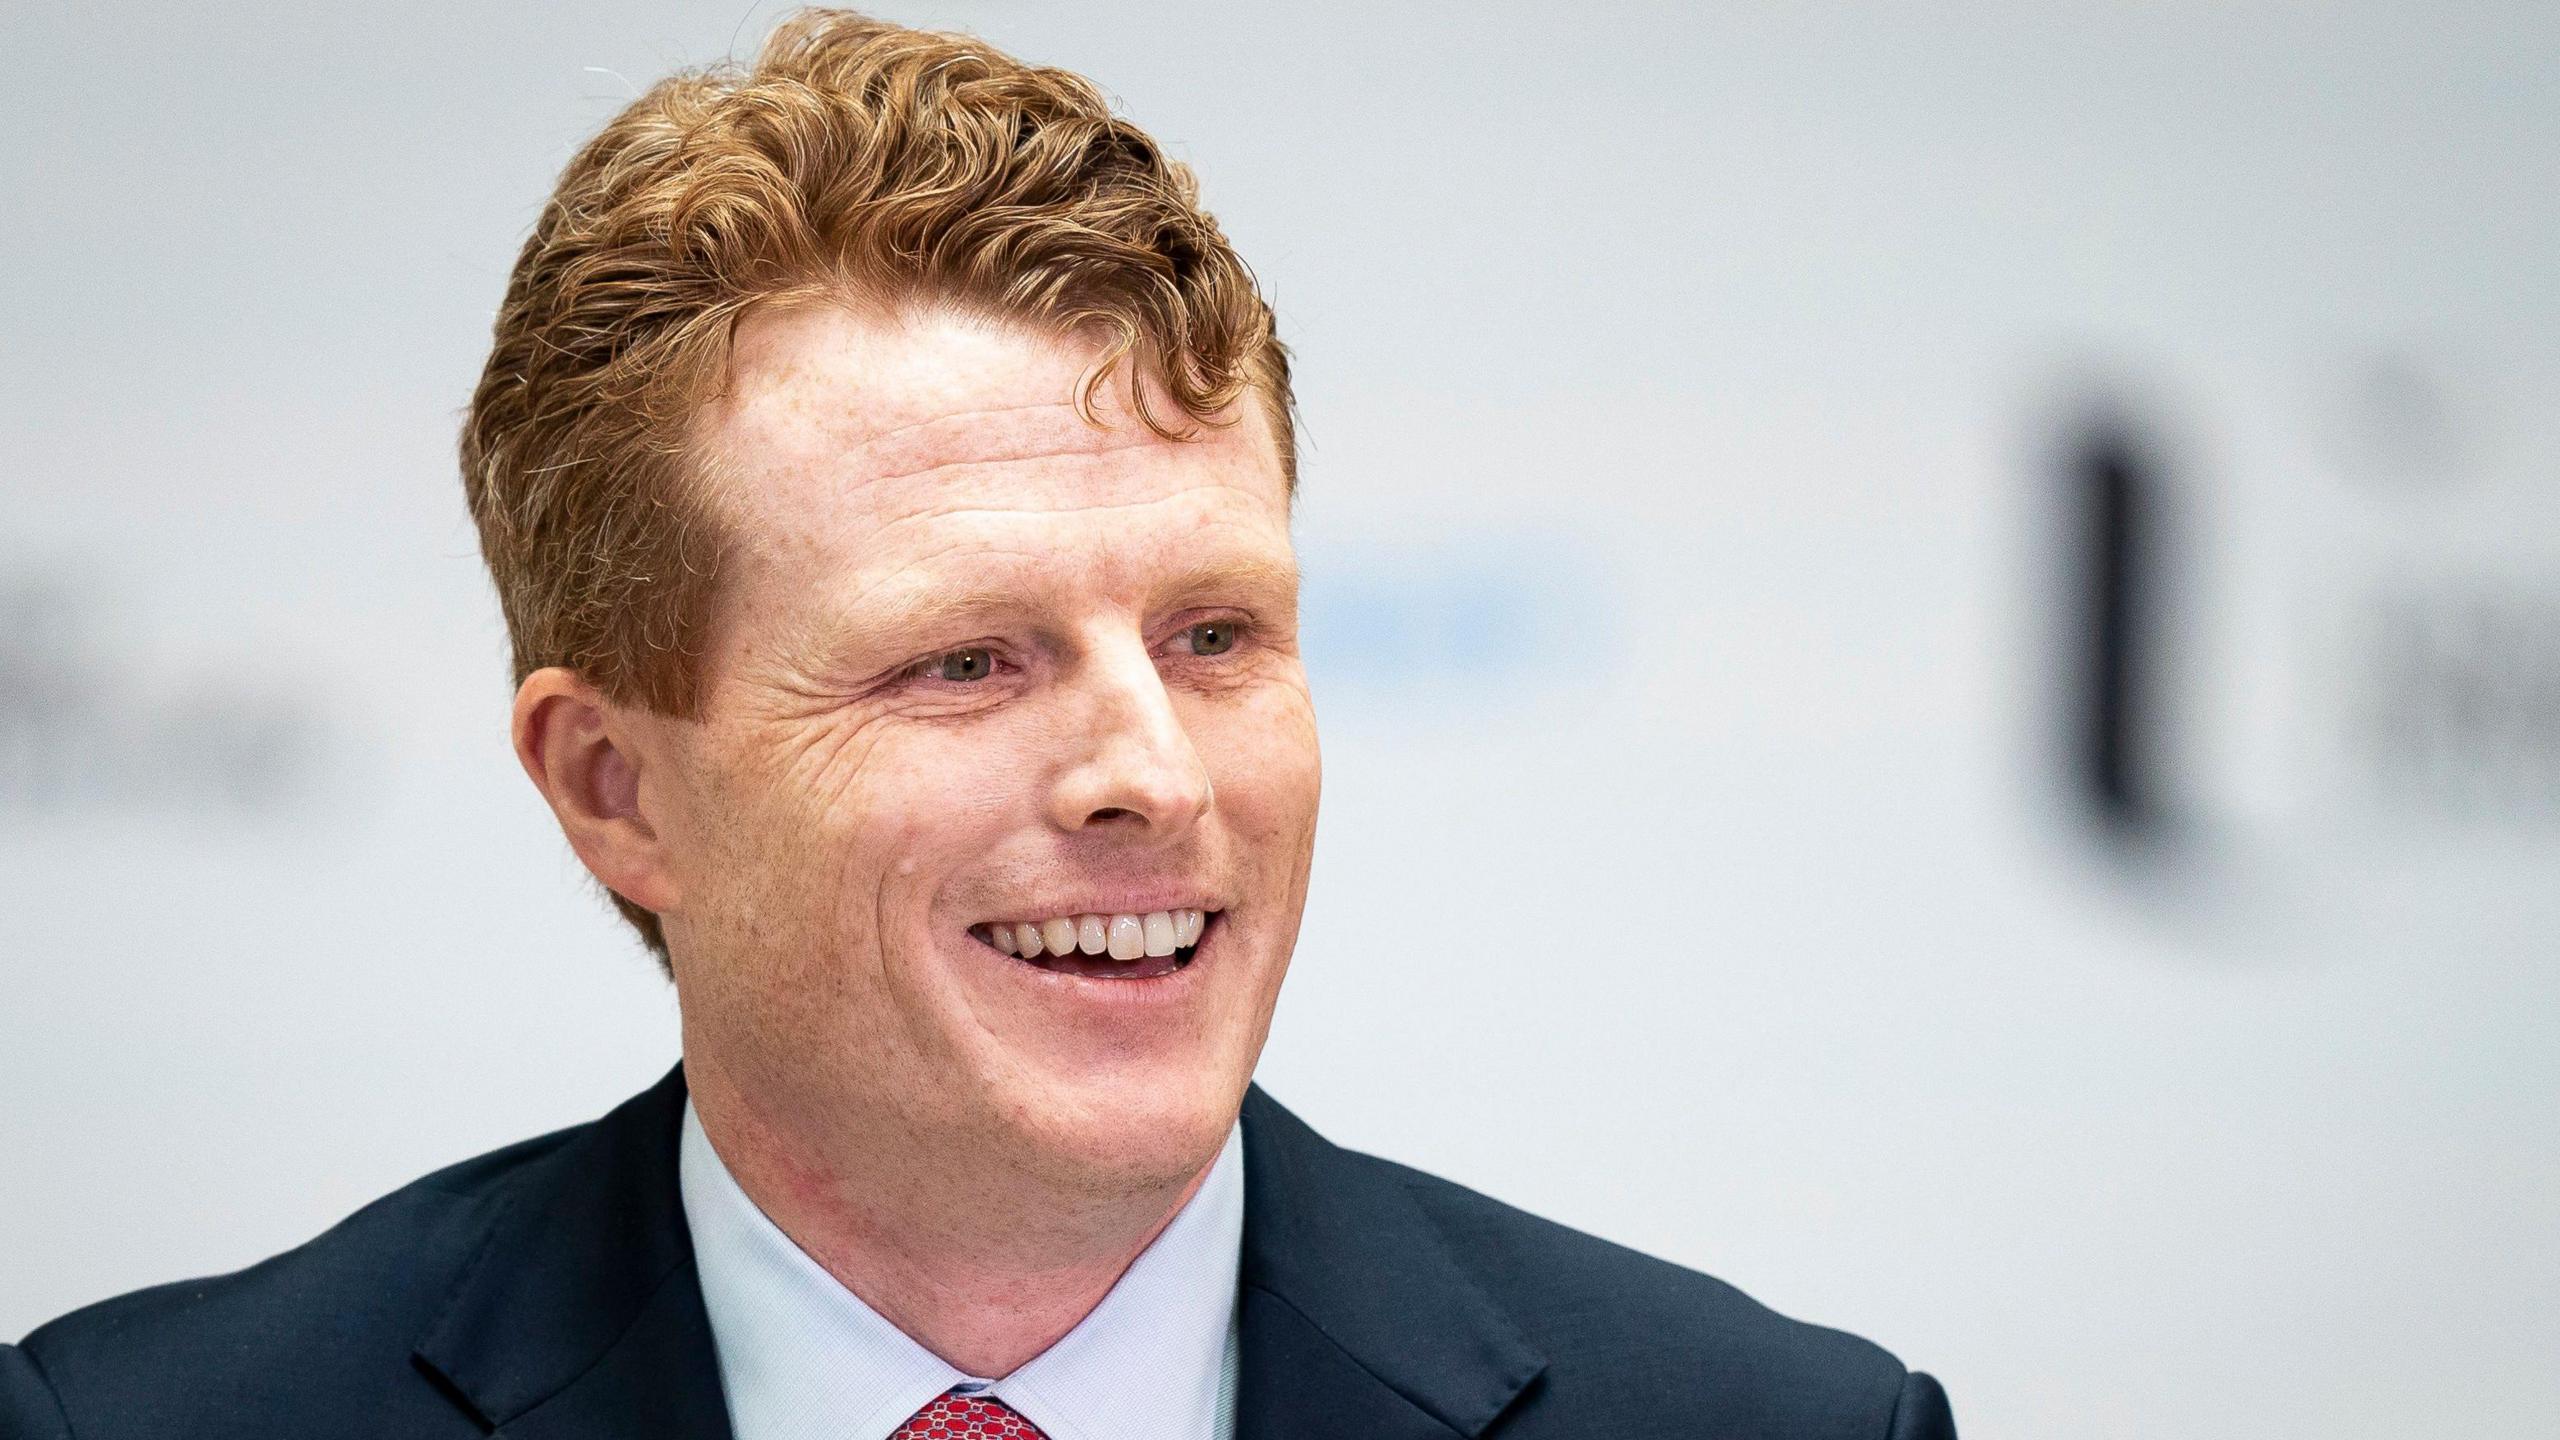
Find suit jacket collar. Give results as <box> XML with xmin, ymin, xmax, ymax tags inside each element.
<box><xmin>413</xmin><ymin>1065</ymin><xmax>730</xmax><ymax>1439</ymax></box>
<box><xmin>412</xmin><ymin>1066</ymin><xmax>1545</xmax><ymax>1440</ymax></box>
<box><xmin>1233</xmin><ymin>1084</ymin><xmax>1546</xmax><ymax>1440</ymax></box>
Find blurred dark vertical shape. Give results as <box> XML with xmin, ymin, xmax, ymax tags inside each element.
<box><xmin>2070</xmin><ymin>418</ymin><xmax>2163</xmax><ymax>840</ymax></box>
<box><xmin>0</xmin><ymin>573</ymin><xmax>318</xmax><ymax>816</ymax></box>
<box><xmin>0</xmin><ymin>580</ymin><xmax>89</xmax><ymax>811</ymax></box>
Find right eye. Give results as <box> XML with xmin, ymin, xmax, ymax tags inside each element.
<box><xmin>916</xmin><ymin>647</ymin><xmax>996</xmax><ymax>683</ymax></box>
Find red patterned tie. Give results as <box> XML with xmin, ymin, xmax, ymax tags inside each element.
<box><xmin>891</xmin><ymin>1389</ymin><xmax>1050</xmax><ymax>1439</ymax></box>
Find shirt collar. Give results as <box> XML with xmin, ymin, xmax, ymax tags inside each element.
<box><xmin>679</xmin><ymin>1097</ymin><xmax>1245</xmax><ymax>1440</ymax></box>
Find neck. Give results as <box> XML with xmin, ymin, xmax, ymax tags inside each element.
<box><xmin>685</xmin><ymin>1058</ymin><xmax>1220</xmax><ymax>1379</ymax></box>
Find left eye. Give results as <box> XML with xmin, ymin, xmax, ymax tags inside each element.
<box><xmin>1182</xmin><ymin>621</ymin><xmax>1240</xmax><ymax>656</ymax></box>
<box><xmin>920</xmin><ymin>647</ymin><xmax>995</xmax><ymax>682</ymax></box>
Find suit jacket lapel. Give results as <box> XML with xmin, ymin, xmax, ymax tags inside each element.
<box><xmin>412</xmin><ymin>1066</ymin><xmax>733</xmax><ymax>1440</ymax></box>
<box><xmin>1234</xmin><ymin>1084</ymin><xmax>1547</xmax><ymax>1440</ymax></box>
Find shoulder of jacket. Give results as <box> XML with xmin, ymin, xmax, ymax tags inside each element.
<box><xmin>13</xmin><ymin>1116</ymin><xmax>594</xmax><ymax>1438</ymax></box>
<box><xmin>1359</xmin><ymin>1148</ymin><xmax>1919</xmax><ymax>1436</ymax></box>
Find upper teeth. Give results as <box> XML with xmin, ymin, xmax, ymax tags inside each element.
<box><xmin>985</xmin><ymin>909</ymin><xmax>1208</xmax><ymax>961</ymax></box>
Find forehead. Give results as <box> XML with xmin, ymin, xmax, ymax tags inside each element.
<box><xmin>697</xmin><ymin>301</ymin><xmax>1288</xmax><ymax>570</ymax></box>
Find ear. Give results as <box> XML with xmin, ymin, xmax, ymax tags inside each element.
<box><xmin>510</xmin><ymin>667</ymin><xmax>682</xmax><ymax>917</ymax></box>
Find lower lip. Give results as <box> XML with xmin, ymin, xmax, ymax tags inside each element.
<box><xmin>974</xmin><ymin>914</ymin><xmax>1219</xmax><ymax>1008</ymax></box>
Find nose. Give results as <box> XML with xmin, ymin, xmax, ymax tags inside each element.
<box><xmin>1045</xmin><ymin>638</ymin><xmax>1213</xmax><ymax>839</ymax></box>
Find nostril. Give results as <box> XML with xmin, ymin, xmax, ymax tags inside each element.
<box><xmin>1087</xmin><ymin>806</ymin><xmax>1139</xmax><ymax>822</ymax></box>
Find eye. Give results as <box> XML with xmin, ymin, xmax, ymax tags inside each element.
<box><xmin>1182</xmin><ymin>620</ymin><xmax>1241</xmax><ymax>656</ymax></box>
<box><xmin>917</xmin><ymin>646</ymin><xmax>996</xmax><ymax>682</ymax></box>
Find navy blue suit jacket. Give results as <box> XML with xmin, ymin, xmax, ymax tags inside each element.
<box><xmin>4</xmin><ymin>1067</ymin><xmax>1955</xmax><ymax>1438</ymax></box>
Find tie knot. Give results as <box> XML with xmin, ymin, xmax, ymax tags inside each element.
<box><xmin>891</xmin><ymin>1388</ymin><xmax>1050</xmax><ymax>1439</ymax></box>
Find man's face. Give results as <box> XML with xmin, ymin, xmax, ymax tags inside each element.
<box><xmin>641</xmin><ymin>302</ymin><xmax>1318</xmax><ymax>1193</ymax></box>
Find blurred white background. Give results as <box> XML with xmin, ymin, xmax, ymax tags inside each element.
<box><xmin>5</xmin><ymin>3</ymin><xmax>2555</xmax><ymax>1435</ymax></box>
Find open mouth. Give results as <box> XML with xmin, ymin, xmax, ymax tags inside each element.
<box><xmin>972</xmin><ymin>908</ymin><xmax>1216</xmax><ymax>980</ymax></box>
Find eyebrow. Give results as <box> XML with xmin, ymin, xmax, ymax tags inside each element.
<box><xmin>811</xmin><ymin>552</ymin><xmax>1299</xmax><ymax>662</ymax></box>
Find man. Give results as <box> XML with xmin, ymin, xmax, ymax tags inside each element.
<box><xmin>3</xmin><ymin>11</ymin><xmax>1955</xmax><ymax>1438</ymax></box>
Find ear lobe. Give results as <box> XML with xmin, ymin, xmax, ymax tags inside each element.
<box><xmin>510</xmin><ymin>666</ymin><xmax>682</xmax><ymax>916</ymax></box>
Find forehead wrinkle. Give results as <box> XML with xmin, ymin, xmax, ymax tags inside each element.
<box><xmin>730</xmin><ymin>467</ymin><xmax>1282</xmax><ymax>586</ymax></box>
<box><xmin>849</xmin><ymin>480</ymin><xmax>1284</xmax><ymax>544</ymax></box>
<box><xmin>714</xmin><ymin>418</ymin><xmax>1276</xmax><ymax>554</ymax></box>
<box><xmin>846</xmin><ymin>404</ymin><xmax>1173</xmax><ymax>486</ymax></box>
<box><xmin>723</xmin><ymin>391</ymin><xmax>1196</xmax><ymax>487</ymax></box>
<box><xmin>857</xmin><ymin>428</ymin><xmax>1182</xmax><ymax>488</ymax></box>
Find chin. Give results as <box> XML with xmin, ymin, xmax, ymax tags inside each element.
<box><xmin>1003</xmin><ymin>1060</ymin><xmax>1243</xmax><ymax>1191</ymax></box>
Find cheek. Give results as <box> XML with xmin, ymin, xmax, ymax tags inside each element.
<box><xmin>1198</xmin><ymin>681</ymin><xmax>1322</xmax><ymax>839</ymax></box>
<box><xmin>697</xmin><ymin>695</ymin><xmax>1059</xmax><ymax>915</ymax></box>
<box><xmin>680</xmin><ymin>720</ymin><xmax>900</xmax><ymax>930</ymax></box>
<box><xmin>805</xmin><ymin>728</ymin><xmax>1030</xmax><ymax>921</ymax></box>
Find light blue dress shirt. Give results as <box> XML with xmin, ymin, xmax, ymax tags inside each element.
<box><xmin>678</xmin><ymin>1099</ymin><xmax>1245</xmax><ymax>1440</ymax></box>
